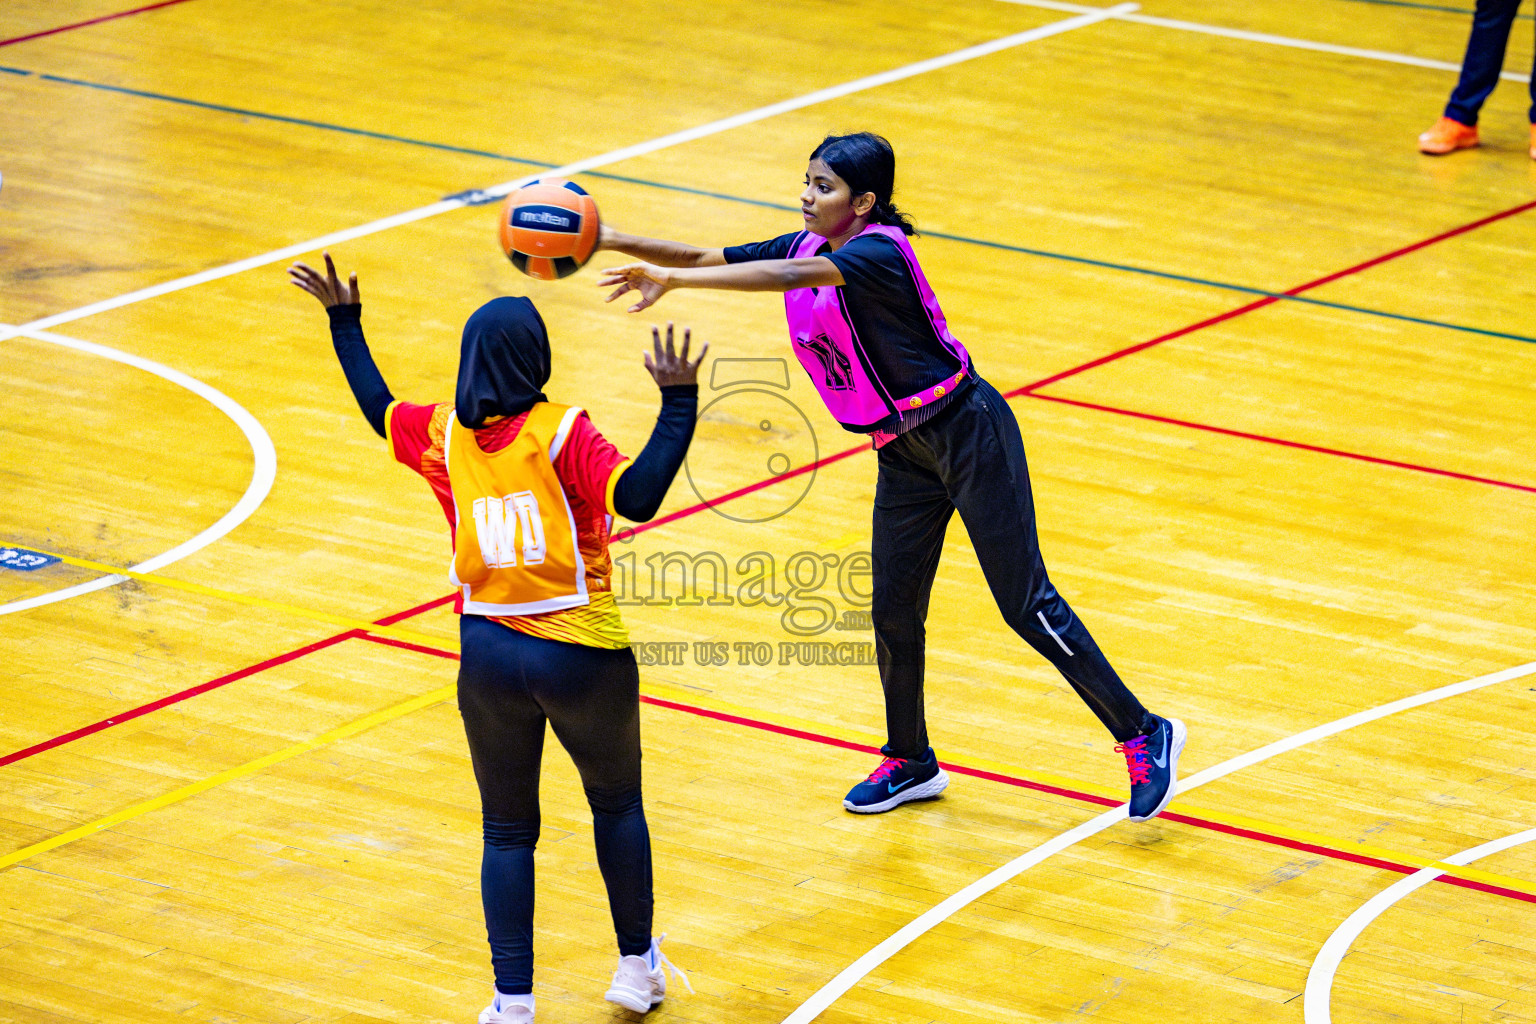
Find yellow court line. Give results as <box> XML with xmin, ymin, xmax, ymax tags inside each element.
<box><xmin>0</xmin><ymin>683</ymin><xmax>455</xmax><ymax>872</ymax></box>
<box><xmin>10</xmin><ymin>546</ymin><xmax>1536</xmax><ymax>900</ymax></box>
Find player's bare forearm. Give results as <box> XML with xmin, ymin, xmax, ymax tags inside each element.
<box><xmin>669</xmin><ymin>257</ymin><xmax>843</xmax><ymax>292</ymax></box>
<box><xmin>600</xmin><ymin>256</ymin><xmax>843</xmax><ymax>312</ymax></box>
<box><xmin>599</xmin><ymin>228</ymin><xmax>726</xmax><ymax>267</ymax></box>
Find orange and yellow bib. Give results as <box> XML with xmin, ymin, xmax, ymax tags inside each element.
<box><xmin>446</xmin><ymin>402</ymin><xmax>589</xmax><ymax>616</ymax></box>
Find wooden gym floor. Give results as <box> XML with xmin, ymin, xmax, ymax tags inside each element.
<box><xmin>2</xmin><ymin>1</ymin><xmax>1534</xmax><ymax>1022</ymax></box>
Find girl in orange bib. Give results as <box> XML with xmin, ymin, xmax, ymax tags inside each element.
<box><xmin>291</xmin><ymin>254</ymin><xmax>704</xmax><ymax>1024</ymax></box>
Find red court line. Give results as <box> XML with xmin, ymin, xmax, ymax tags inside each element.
<box><xmin>0</xmin><ymin>0</ymin><xmax>198</xmax><ymax>48</ymax></box>
<box><xmin>0</xmin><ymin>630</ymin><xmax>360</xmax><ymax>768</ymax></box>
<box><xmin>351</xmin><ymin>631</ymin><xmax>1536</xmax><ymax>906</ymax></box>
<box><xmin>1027</xmin><ymin>393</ymin><xmax>1536</xmax><ymax>494</ymax></box>
<box><xmin>374</xmin><ymin>593</ymin><xmax>455</xmax><ymax>625</ymax></box>
<box><xmin>1158</xmin><ymin>812</ymin><xmax>1536</xmax><ymax>906</ymax></box>
<box><xmin>1017</xmin><ymin>198</ymin><xmax>1536</xmax><ymax>396</ymax></box>
<box><xmin>354</xmin><ymin>633</ymin><xmax>455</xmax><ymax>660</ymax></box>
<box><xmin>621</xmin><ymin>441</ymin><xmax>871</xmax><ymax>538</ymax></box>
<box><xmin>0</xmin><ymin>594</ymin><xmax>454</xmax><ymax>769</ymax></box>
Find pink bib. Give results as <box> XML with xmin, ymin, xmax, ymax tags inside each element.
<box><xmin>784</xmin><ymin>223</ymin><xmax>969</xmax><ymax>432</ymax></box>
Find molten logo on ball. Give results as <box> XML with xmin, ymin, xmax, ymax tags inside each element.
<box><xmin>512</xmin><ymin>206</ymin><xmax>578</xmax><ymax>232</ymax></box>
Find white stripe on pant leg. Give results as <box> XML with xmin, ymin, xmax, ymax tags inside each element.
<box><xmin>779</xmin><ymin>659</ymin><xmax>1536</xmax><ymax>1023</ymax></box>
<box><xmin>0</xmin><ymin>3</ymin><xmax>1138</xmax><ymax>345</ymax></box>
<box><xmin>1037</xmin><ymin>609</ymin><xmax>1074</xmax><ymax>655</ymax></box>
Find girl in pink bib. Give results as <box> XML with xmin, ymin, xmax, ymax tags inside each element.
<box><xmin>598</xmin><ymin>132</ymin><xmax>1185</xmax><ymax>823</ymax></box>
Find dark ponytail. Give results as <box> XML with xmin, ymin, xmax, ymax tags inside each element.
<box><xmin>809</xmin><ymin>132</ymin><xmax>916</xmax><ymax>236</ymax></box>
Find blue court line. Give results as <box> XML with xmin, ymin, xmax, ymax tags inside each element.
<box><xmin>913</xmin><ymin>233</ymin><xmax>1536</xmax><ymax>346</ymax></box>
<box><xmin>2</xmin><ymin>65</ymin><xmax>557</xmax><ymax>166</ymax></box>
<box><xmin>1338</xmin><ymin>0</ymin><xmax>1532</xmax><ymax>18</ymax></box>
<box><xmin>6</xmin><ymin>62</ymin><xmax>1534</xmax><ymax>347</ymax></box>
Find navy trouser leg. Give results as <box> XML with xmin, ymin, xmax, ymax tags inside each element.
<box><xmin>479</xmin><ymin>820</ymin><xmax>540</xmax><ymax>995</ymax></box>
<box><xmin>458</xmin><ymin>616</ymin><xmax>653</xmax><ymax>994</ymax></box>
<box><xmin>540</xmin><ymin>660</ymin><xmax>652</xmax><ymax>958</ymax></box>
<box><xmin>458</xmin><ymin>617</ymin><xmax>546</xmax><ymax>995</ymax></box>
<box><xmin>871</xmin><ymin>448</ymin><xmax>954</xmax><ymax>760</ymax></box>
<box><xmin>1444</xmin><ymin>0</ymin><xmax>1525</xmax><ymax>125</ymax></box>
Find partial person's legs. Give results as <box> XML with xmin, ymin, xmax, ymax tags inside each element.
<box><xmin>458</xmin><ymin>615</ymin><xmax>550</xmax><ymax>999</ymax></box>
<box><xmin>1445</xmin><ymin>0</ymin><xmax>1523</xmax><ymax>125</ymax></box>
<box><xmin>1420</xmin><ymin>0</ymin><xmax>1522</xmax><ymax>152</ymax></box>
<box><xmin>1528</xmin><ymin>21</ymin><xmax>1536</xmax><ymax>156</ymax></box>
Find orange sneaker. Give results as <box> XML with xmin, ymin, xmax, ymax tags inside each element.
<box><xmin>1418</xmin><ymin>116</ymin><xmax>1479</xmax><ymax>155</ymax></box>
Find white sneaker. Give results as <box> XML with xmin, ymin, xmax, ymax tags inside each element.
<box><xmin>477</xmin><ymin>994</ymin><xmax>533</xmax><ymax>1024</ymax></box>
<box><xmin>604</xmin><ymin>934</ymin><xmax>693</xmax><ymax>1013</ymax></box>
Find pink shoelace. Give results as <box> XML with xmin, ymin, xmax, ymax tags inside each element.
<box><xmin>1116</xmin><ymin>735</ymin><xmax>1150</xmax><ymax>785</ymax></box>
<box><xmin>866</xmin><ymin>757</ymin><xmax>905</xmax><ymax>784</ymax></box>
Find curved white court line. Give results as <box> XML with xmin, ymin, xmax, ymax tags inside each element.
<box><xmin>781</xmin><ymin>659</ymin><xmax>1536</xmax><ymax>1023</ymax></box>
<box><xmin>0</xmin><ymin>4</ymin><xmax>1132</xmax><ymax>347</ymax></box>
<box><xmin>0</xmin><ymin>327</ymin><xmax>277</xmax><ymax>615</ymax></box>
<box><xmin>1303</xmin><ymin>825</ymin><xmax>1536</xmax><ymax>1024</ymax></box>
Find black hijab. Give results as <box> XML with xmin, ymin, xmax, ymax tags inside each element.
<box><xmin>456</xmin><ymin>296</ymin><xmax>551</xmax><ymax>429</ymax></box>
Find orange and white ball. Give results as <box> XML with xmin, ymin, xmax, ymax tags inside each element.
<box><xmin>498</xmin><ymin>179</ymin><xmax>600</xmax><ymax>280</ymax></box>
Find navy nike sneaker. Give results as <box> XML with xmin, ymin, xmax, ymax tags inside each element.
<box><xmin>1118</xmin><ymin>716</ymin><xmax>1187</xmax><ymax>822</ymax></box>
<box><xmin>843</xmin><ymin>749</ymin><xmax>949</xmax><ymax>813</ymax></box>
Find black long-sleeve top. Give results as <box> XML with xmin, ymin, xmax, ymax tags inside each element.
<box><xmin>325</xmin><ymin>303</ymin><xmax>696</xmax><ymax>522</ymax></box>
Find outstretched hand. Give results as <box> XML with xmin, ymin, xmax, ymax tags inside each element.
<box><xmin>288</xmin><ymin>252</ymin><xmax>360</xmax><ymax>308</ymax></box>
<box><xmin>600</xmin><ymin>262</ymin><xmax>671</xmax><ymax>313</ymax></box>
<box><xmin>644</xmin><ymin>322</ymin><xmax>707</xmax><ymax>387</ymax></box>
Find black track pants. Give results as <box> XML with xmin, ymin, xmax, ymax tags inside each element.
<box><xmin>871</xmin><ymin>377</ymin><xmax>1154</xmax><ymax>758</ymax></box>
<box><xmin>457</xmin><ymin>615</ymin><xmax>653</xmax><ymax>995</ymax></box>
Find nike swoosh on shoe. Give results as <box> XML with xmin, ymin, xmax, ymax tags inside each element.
<box><xmin>1151</xmin><ymin>723</ymin><xmax>1169</xmax><ymax>768</ymax></box>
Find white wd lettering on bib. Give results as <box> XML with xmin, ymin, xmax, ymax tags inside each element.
<box><xmin>472</xmin><ymin>492</ymin><xmax>547</xmax><ymax>568</ymax></box>
<box><xmin>447</xmin><ymin>403</ymin><xmax>588</xmax><ymax>616</ymax></box>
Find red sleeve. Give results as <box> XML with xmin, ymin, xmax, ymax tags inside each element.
<box><xmin>388</xmin><ymin>401</ymin><xmax>441</xmax><ymax>473</ymax></box>
<box><xmin>387</xmin><ymin>401</ymin><xmax>456</xmax><ymax>529</ymax></box>
<box><xmin>553</xmin><ymin>413</ymin><xmax>630</xmax><ymax>515</ymax></box>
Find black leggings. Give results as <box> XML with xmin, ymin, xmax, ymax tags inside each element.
<box><xmin>457</xmin><ymin>615</ymin><xmax>652</xmax><ymax>995</ymax></box>
<box><xmin>871</xmin><ymin>377</ymin><xmax>1155</xmax><ymax>757</ymax></box>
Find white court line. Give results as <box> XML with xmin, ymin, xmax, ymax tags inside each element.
<box><xmin>997</xmin><ymin>0</ymin><xmax>1531</xmax><ymax>83</ymax></box>
<box><xmin>1304</xmin><ymin>825</ymin><xmax>1536</xmax><ymax>1024</ymax></box>
<box><xmin>0</xmin><ymin>327</ymin><xmax>277</xmax><ymax>616</ymax></box>
<box><xmin>781</xmin><ymin>659</ymin><xmax>1536</xmax><ymax>1023</ymax></box>
<box><xmin>0</xmin><ymin>3</ymin><xmax>1136</xmax><ymax>348</ymax></box>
